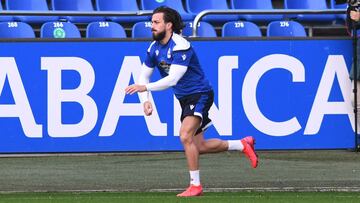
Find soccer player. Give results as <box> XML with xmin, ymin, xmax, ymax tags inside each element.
<box><xmin>125</xmin><ymin>6</ymin><xmax>258</xmax><ymax>197</ymax></box>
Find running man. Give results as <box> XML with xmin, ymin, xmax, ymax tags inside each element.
<box><xmin>125</xmin><ymin>6</ymin><xmax>258</xmax><ymax>197</ymax></box>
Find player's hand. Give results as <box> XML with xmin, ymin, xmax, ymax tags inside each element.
<box><xmin>350</xmin><ymin>11</ymin><xmax>360</xmax><ymax>22</ymax></box>
<box><xmin>125</xmin><ymin>84</ymin><xmax>147</xmax><ymax>95</ymax></box>
<box><xmin>143</xmin><ymin>101</ymin><xmax>153</xmax><ymax>116</ymax></box>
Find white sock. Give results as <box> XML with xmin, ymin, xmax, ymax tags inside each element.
<box><xmin>228</xmin><ymin>140</ymin><xmax>244</xmax><ymax>151</ymax></box>
<box><xmin>189</xmin><ymin>170</ymin><xmax>200</xmax><ymax>186</ymax></box>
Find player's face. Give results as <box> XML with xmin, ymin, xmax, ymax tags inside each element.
<box><xmin>151</xmin><ymin>13</ymin><xmax>168</xmax><ymax>41</ymax></box>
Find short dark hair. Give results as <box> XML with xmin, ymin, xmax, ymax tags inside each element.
<box><xmin>152</xmin><ymin>6</ymin><xmax>184</xmax><ymax>34</ymax></box>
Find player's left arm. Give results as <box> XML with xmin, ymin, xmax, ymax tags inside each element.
<box><xmin>125</xmin><ymin>50</ymin><xmax>190</xmax><ymax>94</ymax></box>
<box><xmin>125</xmin><ymin>64</ymin><xmax>187</xmax><ymax>94</ymax></box>
<box><xmin>146</xmin><ymin>50</ymin><xmax>191</xmax><ymax>91</ymax></box>
<box><xmin>145</xmin><ymin>64</ymin><xmax>187</xmax><ymax>91</ymax></box>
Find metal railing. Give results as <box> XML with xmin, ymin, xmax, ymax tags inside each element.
<box><xmin>0</xmin><ymin>9</ymin><xmax>348</xmax><ymax>36</ymax></box>
<box><xmin>0</xmin><ymin>10</ymin><xmax>154</xmax><ymax>17</ymax></box>
<box><xmin>192</xmin><ymin>9</ymin><xmax>347</xmax><ymax>37</ymax></box>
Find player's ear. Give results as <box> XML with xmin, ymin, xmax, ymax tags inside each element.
<box><xmin>166</xmin><ymin>22</ymin><xmax>173</xmax><ymax>31</ymax></box>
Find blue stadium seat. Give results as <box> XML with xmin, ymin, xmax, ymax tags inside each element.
<box><xmin>86</xmin><ymin>21</ymin><xmax>126</xmax><ymax>38</ymax></box>
<box><xmin>330</xmin><ymin>0</ymin><xmax>347</xmax><ymax>22</ymax></box>
<box><xmin>284</xmin><ymin>0</ymin><xmax>336</xmax><ymax>22</ymax></box>
<box><xmin>41</xmin><ymin>22</ymin><xmax>81</xmax><ymax>38</ymax></box>
<box><xmin>96</xmin><ymin>0</ymin><xmax>149</xmax><ymax>23</ymax></box>
<box><xmin>0</xmin><ymin>22</ymin><xmax>35</xmax><ymax>38</ymax></box>
<box><xmin>6</xmin><ymin>0</ymin><xmax>58</xmax><ymax>23</ymax></box>
<box><xmin>182</xmin><ymin>21</ymin><xmax>217</xmax><ymax>37</ymax></box>
<box><xmin>141</xmin><ymin>0</ymin><xmax>194</xmax><ymax>21</ymax></box>
<box><xmin>222</xmin><ymin>21</ymin><xmax>261</xmax><ymax>37</ymax></box>
<box><xmin>132</xmin><ymin>21</ymin><xmax>152</xmax><ymax>38</ymax></box>
<box><xmin>267</xmin><ymin>21</ymin><xmax>306</xmax><ymax>37</ymax></box>
<box><xmin>185</xmin><ymin>0</ymin><xmax>238</xmax><ymax>23</ymax></box>
<box><xmin>230</xmin><ymin>0</ymin><xmax>282</xmax><ymax>22</ymax></box>
<box><xmin>0</xmin><ymin>3</ymin><xmax>12</xmax><ymax>22</ymax></box>
<box><xmin>52</xmin><ymin>0</ymin><xmax>104</xmax><ymax>23</ymax></box>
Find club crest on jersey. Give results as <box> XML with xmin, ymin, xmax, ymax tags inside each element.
<box><xmin>159</xmin><ymin>60</ymin><xmax>170</xmax><ymax>73</ymax></box>
<box><xmin>167</xmin><ymin>48</ymin><xmax>171</xmax><ymax>59</ymax></box>
<box><xmin>155</xmin><ymin>50</ymin><xmax>159</xmax><ymax>56</ymax></box>
<box><xmin>182</xmin><ymin>54</ymin><xmax>186</xmax><ymax>61</ymax></box>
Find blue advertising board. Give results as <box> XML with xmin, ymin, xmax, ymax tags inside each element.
<box><xmin>0</xmin><ymin>39</ymin><xmax>354</xmax><ymax>152</ymax></box>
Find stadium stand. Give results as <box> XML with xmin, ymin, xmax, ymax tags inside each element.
<box><xmin>96</xmin><ymin>0</ymin><xmax>149</xmax><ymax>23</ymax></box>
<box><xmin>141</xmin><ymin>0</ymin><xmax>194</xmax><ymax>21</ymax></box>
<box><xmin>132</xmin><ymin>21</ymin><xmax>152</xmax><ymax>38</ymax></box>
<box><xmin>86</xmin><ymin>21</ymin><xmax>126</xmax><ymax>38</ymax></box>
<box><xmin>222</xmin><ymin>21</ymin><xmax>262</xmax><ymax>37</ymax></box>
<box><xmin>41</xmin><ymin>21</ymin><xmax>81</xmax><ymax>38</ymax></box>
<box><xmin>5</xmin><ymin>0</ymin><xmax>58</xmax><ymax>23</ymax></box>
<box><xmin>52</xmin><ymin>0</ymin><xmax>104</xmax><ymax>23</ymax></box>
<box><xmin>284</xmin><ymin>0</ymin><xmax>336</xmax><ymax>22</ymax></box>
<box><xmin>182</xmin><ymin>21</ymin><xmax>217</xmax><ymax>37</ymax></box>
<box><xmin>330</xmin><ymin>0</ymin><xmax>347</xmax><ymax>22</ymax></box>
<box><xmin>267</xmin><ymin>20</ymin><xmax>307</xmax><ymax>37</ymax></box>
<box><xmin>0</xmin><ymin>3</ymin><xmax>12</xmax><ymax>22</ymax></box>
<box><xmin>0</xmin><ymin>0</ymin><xmax>349</xmax><ymax>38</ymax></box>
<box><xmin>0</xmin><ymin>22</ymin><xmax>35</xmax><ymax>38</ymax></box>
<box><xmin>230</xmin><ymin>0</ymin><xmax>283</xmax><ymax>22</ymax></box>
<box><xmin>185</xmin><ymin>0</ymin><xmax>238</xmax><ymax>23</ymax></box>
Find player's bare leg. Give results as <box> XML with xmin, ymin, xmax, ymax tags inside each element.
<box><xmin>177</xmin><ymin>116</ymin><xmax>203</xmax><ymax>197</ymax></box>
<box><xmin>193</xmin><ymin>132</ymin><xmax>258</xmax><ymax>168</ymax></box>
<box><xmin>193</xmin><ymin>132</ymin><xmax>228</xmax><ymax>154</ymax></box>
<box><xmin>179</xmin><ymin>116</ymin><xmax>201</xmax><ymax>171</ymax></box>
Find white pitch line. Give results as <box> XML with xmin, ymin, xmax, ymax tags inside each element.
<box><xmin>1</xmin><ymin>186</ymin><xmax>360</xmax><ymax>194</ymax></box>
<box><xmin>150</xmin><ymin>186</ymin><xmax>360</xmax><ymax>192</ymax></box>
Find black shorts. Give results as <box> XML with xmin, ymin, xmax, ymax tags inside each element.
<box><xmin>179</xmin><ymin>90</ymin><xmax>214</xmax><ymax>135</ymax></box>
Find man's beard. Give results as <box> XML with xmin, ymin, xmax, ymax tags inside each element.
<box><xmin>152</xmin><ymin>30</ymin><xmax>166</xmax><ymax>41</ymax></box>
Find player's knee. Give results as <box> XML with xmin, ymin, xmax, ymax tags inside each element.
<box><xmin>179</xmin><ymin>131</ymin><xmax>194</xmax><ymax>145</ymax></box>
<box><xmin>180</xmin><ymin>135</ymin><xmax>193</xmax><ymax>146</ymax></box>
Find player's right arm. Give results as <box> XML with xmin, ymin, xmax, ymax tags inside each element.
<box><xmin>140</xmin><ymin>44</ymin><xmax>157</xmax><ymax>116</ymax></box>
<box><xmin>125</xmin><ymin>42</ymin><xmax>156</xmax><ymax>116</ymax></box>
<box><xmin>138</xmin><ymin>64</ymin><xmax>154</xmax><ymax>116</ymax></box>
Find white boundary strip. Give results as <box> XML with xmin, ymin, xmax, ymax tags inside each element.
<box><xmin>150</xmin><ymin>187</ymin><xmax>360</xmax><ymax>192</ymax></box>
<box><xmin>1</xmin><ymin>187</ymin><xmax>360</xmax><ymax>194</ymax></box>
